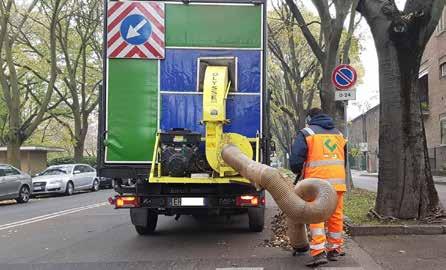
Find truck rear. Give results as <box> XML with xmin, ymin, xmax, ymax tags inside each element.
<box><xmin>98</xmin><ymin>0</ymin><xmax>269</xmax><ymax>234</ymax></box>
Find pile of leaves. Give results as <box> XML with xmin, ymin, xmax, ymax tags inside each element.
<box><xmin>262</xmin><ymin>210</ymin><xmax>292</xmax><ymax>250</ymax></box>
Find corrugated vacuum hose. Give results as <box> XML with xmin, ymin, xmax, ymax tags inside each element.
<box><xmin>221</xmin><ymin>144</ymin><xmax>338</xmax><ymax>249</ymax></box>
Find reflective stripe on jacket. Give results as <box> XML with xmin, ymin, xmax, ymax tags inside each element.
<box><xmin>302</xmin><ymin>126</ymin><xmax>347</xmax><ymax>191</ymax></box>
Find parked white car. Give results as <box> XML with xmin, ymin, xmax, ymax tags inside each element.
<box><xmin>32</xmin><ymin>164</ymin><xmax>99</xmax><ymax>196</ymax></box>
<box><xmin>0</xmin><ymin>164</ymin><xmax>32</xmax><ymax>203</ymax></box>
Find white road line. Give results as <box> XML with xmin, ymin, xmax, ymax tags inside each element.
<box><xmin>317</xmin><ymin>267</ymin><xmax>364</xmax><ymax>270</ymax></box>
<box><xmin>216</xmin><ymin>268</ymin><xmax>264</xmax><ymax>270</ymax></box>
<box><xmin>0</xmin><ymin>202</ymin><xmax>107</xmax><ymax>231</ymax></box>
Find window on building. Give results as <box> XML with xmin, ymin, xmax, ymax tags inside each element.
<box><xmin>442</xmin><ymin>118</ymin><xmax>446</xmax><ymax>145</ymax></box>
<box><xmin>441</xmin><ymin>62</ymin><xmax>446</xmax><ymax>78</ymax></box>
<box><xmin>418</xmin><ymin>74</ymin><xmax>429</xmax><ymax>108</ymax></box>
<box><xmin>441</xmin><ymin>118</ymin><xmax>446</xmax><ymax>145</ymax></box>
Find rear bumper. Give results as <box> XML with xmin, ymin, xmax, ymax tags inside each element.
<box><xmin>139</xmin><ymin>194</ymin><xmax>264</xmax><ymax>210</ymax></box>
<box><xmin>112</xmin><ymin>182</ymin><xmax>265</xmax><ymax>215</ymax></box>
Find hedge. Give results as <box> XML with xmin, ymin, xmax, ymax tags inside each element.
<box><xmin>48</xmin><ymin>156</ymin><xmax>97</xmax><ymax>167</ymax></box>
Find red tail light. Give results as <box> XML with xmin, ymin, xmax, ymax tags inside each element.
<box><xmin>236</xmin><ymin>195</ymin><xmax>259</xmax><ymax>206</ymax></box>
<box><xmin>110</xmin><ymin>195</ymin><xmax>139</xmax><ymax>208</ymax></box>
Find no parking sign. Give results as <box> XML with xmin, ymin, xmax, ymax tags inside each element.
<box><xmin>332</xmin><ymin>64</ymin><xmax>357</xmax><ymax>101</ymax></box>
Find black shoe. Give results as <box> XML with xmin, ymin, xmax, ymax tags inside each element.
<box><xmin>292</xmin><ymin>245</ymin><xmax>310</xmax><ymax>256</ymax></box>
<box><xmin>305</xmin><ymin>252</ymin><xmax>328</xmax><ymax>267</ymax></box>
<box><xmin>327</xmin><ymin>249</ymin><xmax>345</xmax><ymax>261</ymax></box>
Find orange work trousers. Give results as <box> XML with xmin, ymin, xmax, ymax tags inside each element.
<box><xmin>309</xmin><ymin>191</ymin><xmax>344</xmax><ymax>257</ymax></box>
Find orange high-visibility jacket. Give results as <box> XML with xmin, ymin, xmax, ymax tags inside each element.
<box><xmin>301</xmin><ymin>126</ymin><xmax>347</xmax><ymax>192</ymax></box>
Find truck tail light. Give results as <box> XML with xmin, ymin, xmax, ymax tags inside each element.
<box><xmin>236</xmin><ymin>195</ymin><xmax>259</xmax><ymax>207</ymax></box>
<box><xmin>109</xmin><ymin>196</ymin><xmax>139</xmax><ymax>208</ymax></box>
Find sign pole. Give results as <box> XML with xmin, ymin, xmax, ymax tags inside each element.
<box><xmin>332</xmin><ymin>64</ymin><xmax>357</xmax><ymax>193</ymax></box>
<box><xmin>344</xmin><ymin>100</ymin><xmax>352</xmax><ymax>192</ymax></box>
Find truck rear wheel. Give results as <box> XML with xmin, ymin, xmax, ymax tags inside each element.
<box><xmin>248</xmin><ymin>207</ymin><xmax>265</xmax><ymax>232</ymax></box>
<box><xmin>134</xmin><ymin>211</ymin><xmax>158</xmax><ymax>235</ymax></box>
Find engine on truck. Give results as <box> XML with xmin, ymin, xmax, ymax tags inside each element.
<box><xmin>159</xmin><ymin>129</ymin><xmax>211</xmax><ymax>177</ymax></box>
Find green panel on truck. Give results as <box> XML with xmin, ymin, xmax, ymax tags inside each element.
<box><xmin>106</xmin><ymin>59</ymin><xmax>158</xmax><ymax>162</ymax></box>
<box><xmin>165</xmin><ymin>4</ymin><xmax>262</xmax><ymax>48</ymax></box>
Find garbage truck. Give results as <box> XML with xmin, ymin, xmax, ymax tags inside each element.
<box><xmin>98</xmin><ymin>0</ymin><xmax>270</xmax><ymax>235</ymax></box>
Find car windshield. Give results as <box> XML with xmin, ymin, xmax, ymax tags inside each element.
<box><xmin>41</xmin><ymin>166</ymin><xmax>71</xmax><ymax>175</ymax></box>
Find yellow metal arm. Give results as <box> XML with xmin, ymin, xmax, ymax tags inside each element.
<box><xmin>202</xmin><ymin>66</ymin><xmax>253</xmax><ymax>176</ymax></box>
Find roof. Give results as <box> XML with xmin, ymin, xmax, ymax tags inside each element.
<box><xmin>350</xmin><ymin>104</ymin><xmax>380</xmax><ymax>123</ymax></box>
<box><xmin>0</xmin><ymin>146</ymin><xmax>65</xmax><ymax>153</ymax></box>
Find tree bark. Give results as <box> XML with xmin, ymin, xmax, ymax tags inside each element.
<box><xmin>283</xmin><ymin>0</ymin><xmax>357</xmax><ymax>128</ymax></box>
<box><xmin>358</xmin><ymin>0</ymin><xmax>445</xmax><ymax>219</ymax></box>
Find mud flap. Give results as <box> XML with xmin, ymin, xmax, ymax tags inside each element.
<box><xmin>130</xmin><ymin>208</ymin><xmax>148</xmax><ymax>227</ymax></box>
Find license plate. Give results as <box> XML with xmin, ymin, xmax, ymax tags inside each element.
<box><xmin>171</xmin><ymin>197</ymin><xmax>205</xmax><ymax>207</ymax></box>
<box><xmin>34</xmin><ymin>187</ymin><xmax>43</xmax><ymax>191</ymax></box>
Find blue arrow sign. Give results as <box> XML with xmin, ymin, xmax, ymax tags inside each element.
<box><xmin>120</xmin><ymin>14</ymin><xmax>152</xmax><ymax>45</ymax></box>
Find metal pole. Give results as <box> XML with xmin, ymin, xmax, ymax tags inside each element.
<box><xmin>345</xmin><ymin>100</ymin><xmax>353</xmax><ymax>192</ymax></box>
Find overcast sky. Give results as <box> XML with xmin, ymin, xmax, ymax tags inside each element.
<box><xmin>297</xmin><ymin>1</ymin><xmax>407</xmax><ymax>119</ymax></box>
<box><xmin>347</xmin><ymin>0</ymin><xmax>406</xmax><ymax>119</ymax></box>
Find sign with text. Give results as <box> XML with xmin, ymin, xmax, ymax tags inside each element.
<box><xmin>335</xmin><ymin>90</ymin><xmax>356</xmax><ymax>101</ymax></box>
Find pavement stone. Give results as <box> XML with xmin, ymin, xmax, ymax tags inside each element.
<box><xmin>354</xmin><ymin>235</ymin><xmax>446</xmax><ymax>270</ymax></box>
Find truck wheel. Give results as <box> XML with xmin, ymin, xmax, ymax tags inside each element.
<box><xmin>135</xmin><ymin>211</ymin><xmax>158</xmax><ymax>235</ymax></box>
<box><xmin>248</xmin><ymin>207</ymin><xmax>265</xmax><ymax>232</ymax></box>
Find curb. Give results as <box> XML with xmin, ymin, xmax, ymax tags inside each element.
<box><xmin>345</xmin><ymin>223</ymin><xmax>446</xmax><ymax>236</ymax></box>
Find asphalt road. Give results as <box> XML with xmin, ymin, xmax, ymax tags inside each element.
<box><xmin>351</xmin><ymin>170</ymin><xmax>446</xmax><ymax>206</ymax></box>
<box><xmin>0</xmin><ymin>187</ymin><xmax>372</xmax><ymax>270</ymax></box>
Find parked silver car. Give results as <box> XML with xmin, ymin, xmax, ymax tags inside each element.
<box><xmin>32</xmin><ymin>164</ymin><xmax>99</xmax><ymax>196</ymax></box>
<box><xmin>0</xmin><ymin>164</ymin><xmax>32</xmax><ymax>203</ymax></box>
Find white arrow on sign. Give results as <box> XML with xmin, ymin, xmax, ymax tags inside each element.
<box><xmin>126</xmin><ymin>19</ymin><xmax>148</xmax><ymax>39</ymax></box>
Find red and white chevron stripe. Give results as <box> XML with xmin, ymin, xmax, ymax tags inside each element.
<box><xmin>107</xmin><ymin>1</ymin><xmax>165</xmax><ymax>59</ymax></box>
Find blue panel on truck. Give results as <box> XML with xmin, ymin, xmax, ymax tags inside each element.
<box><xmin>160</xmin><ymin>49</ymin><xmax>261</xmax><ymax>93</ymax></box>
<box><xmin>160</xmin><ymin>94</ymin><xmax>260</xmax><ymax>138</ymax></box>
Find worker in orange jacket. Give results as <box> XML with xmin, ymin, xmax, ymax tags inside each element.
<box><xmin>290</xmin><ymin>108</ymin><xmax>347</xmax><ymax>267</ymax></box>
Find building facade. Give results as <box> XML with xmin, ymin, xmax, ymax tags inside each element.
<box><xmin>350</xmin><ymin>9</ymin><xmax>446</xmax><ymax>173</ymax></box>
<box><xmin>349</xmin><ymin>105</ymin><xmax>380</xmax><ymax>172</ymax></box>
<box><xmin>0</xmin><ymin>146</ymin><xmax>64</xmax><ymax>175</ymax></box>
<box><xmin>420</xmin><ymin>9</ymin><xmax>446</xmax><ymax>172</ymax></box>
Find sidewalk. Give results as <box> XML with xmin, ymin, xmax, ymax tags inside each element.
<box><xmin>350</xmin><ymin>170</ymin><xmax>446</xmax><ymax>270</ymax></box>
<box><xmin>358</xmin><ymin>170</ymin><xmax>446</xmax><ymax>185</ymax></box>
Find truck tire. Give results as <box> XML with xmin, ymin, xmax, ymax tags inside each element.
<box><xmin>248</xmin><ymin>207</ymin><xmax>265</xmax><ymax>232</ymax></box>
<box><xmin>134</xmin><ymin>211</ymin><xmax>158</xmax><ymax>235</ymax></box>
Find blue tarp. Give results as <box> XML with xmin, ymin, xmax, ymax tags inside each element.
<box><xmin>160</xmin><ymin>94</ymin><xmax>260</xmax><ymax>138</ymax></box>
<box><xmin>160</xmin><ymin>49</ymin><xmax>261</xmax><ymax>93</ymax></box>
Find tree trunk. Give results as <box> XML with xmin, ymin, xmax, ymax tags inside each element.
<box><xmin>374</xmin><ymin>38</ymin><xmax>441</xmax><ymax>219</ymax></box>
<box><xmin>7</xmin><ymin>136</ymin><xmax>21</xmax><ymax>168</ymax></box>
<box><xmin>358</xmin><ymin>0</ymin><xmax>445</xmax><ymax>219</ymax></box>
<box><xmin>73</xmin><ymin>115</ymin><xmax>88</xmax><ymax>162</ymax></box>
<box><xmin>321</xmin><ymin>57</ymin><xmax>346</xmax><ymax>133</ymax></box>
<box><xmin>74</xmin><ymin>139</ymin><xmax>84</xmax><ymax>162</ymax></box>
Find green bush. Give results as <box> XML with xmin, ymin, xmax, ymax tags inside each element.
<box><xmin>48</xmin><ymin>156</ymin><xmax>97</xmax><ymax>167</ymax></box>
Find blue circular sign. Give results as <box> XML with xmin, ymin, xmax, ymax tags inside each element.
<box><xmin>332</xmin><ymin>64</ymin><xmax>357</xmax><ymax>90</ymax></box>
<box><xmin>120</xmin><ymin>14</ymin><xmax>152</xmax><ymax>45</ymax></box>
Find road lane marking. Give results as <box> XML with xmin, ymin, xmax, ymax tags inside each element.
<box><xmin>0</xmin><ymin>202</ymin><xmax>107</xmax><ymax>231</ymax></box>
<box><xmin>216</xmin><ymin>268</ymin><xmax>263</xmax><ymax>270</ymax></box>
